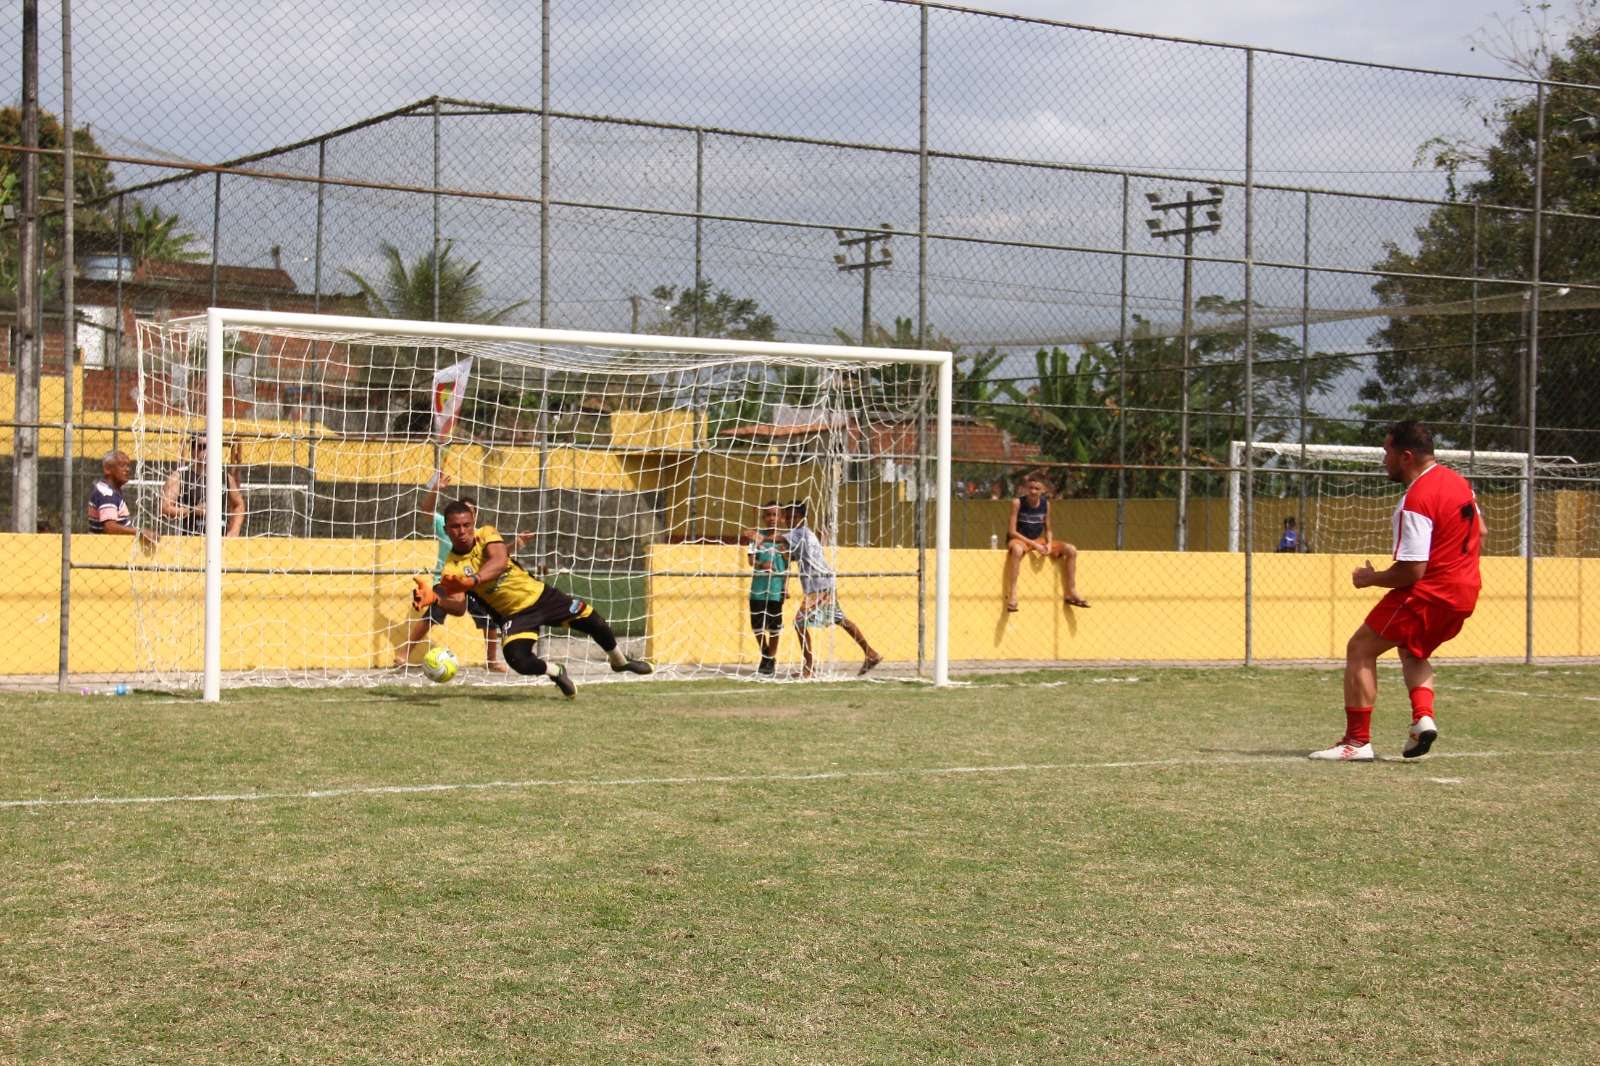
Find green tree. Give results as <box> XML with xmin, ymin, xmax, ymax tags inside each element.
<box><xmin>342</xmin><ymin>241</ymin><xmax>528</xmax><ymax>324</ymax></box>
<box><xmin>650</xmin><ymin>278</ymin><xmax>776</xmax><ymax>340</ymax></box>
<box><xmin>1360</xmin><ymin>17</ymin><xmax>1600</xmax><ymax>458</ymax></box>
<box><xmin>341</xmin><ymin>242</ymin><xmax>528</xmax><ymax>436</ymax></box>
<box><xmin>1</xmin><ymin>108</ymin><xmax>117</xmax><ymax>296</ymax></box>
<box><xmin>118</xmin><ymin>201</ymin><xmax>204</xmax><ymax>264</ymax></box>
<box><xmin>986</xmin><ymin>299</ymin><xmax>1340</xmax><ymax>499</ymax></box>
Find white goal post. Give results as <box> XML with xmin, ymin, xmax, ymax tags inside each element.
<box><xmin>139</xmin><ymin>307</ymin><xmax>953</xmax><ymax>701</ymax></box>
<box><xmin>1227</xmin><ymin>440</ymin><xmax>1544</xmax><ymax>555</ymax></box>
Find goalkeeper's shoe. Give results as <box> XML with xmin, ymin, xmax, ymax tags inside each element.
<box><xmin>612</xmin><ymin>657</ymin><xmax>654</xmax><ymax>675</ymax></box>
<box><xmin>1307</xmin><ymin>739</ymin><xmax>1375</xmax><ymax>762</ymax></box>
<box><xmin>1403</xmin><ymin>715</ymin><xmax>1438</xmax><ymax>760</ymax></box>
<box><xmin>548</xmin><ymin>663</ymin><xmax>577</xmax><ymax>700</ymax></box>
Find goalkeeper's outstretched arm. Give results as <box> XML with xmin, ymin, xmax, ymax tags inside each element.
<box><xmin>412</xmin><ymin>576</ymin><xmax>468</xmax><ymax>616</ymax></box>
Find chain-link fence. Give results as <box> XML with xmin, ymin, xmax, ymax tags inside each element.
<box><xmin>5</xmin><ymin>0</ymin><xmax>1600</xmax><ymax>685</ymax></box>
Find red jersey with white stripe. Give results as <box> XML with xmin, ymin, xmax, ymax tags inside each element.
<box><xmin>1391</xmin><ymin>463</ymin><xmax>1482</xmax><ymax>613</ymax></box>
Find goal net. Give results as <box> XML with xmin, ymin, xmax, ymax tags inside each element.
<box><xmin>1227</xmin><ymin>440</ymin><xmax>1567</xmax><ymax>555</ymax></box>
<box><xmin>132</xmin><ymin>309</ymin><xmax>951</xmax><ymax>698</ymax></box>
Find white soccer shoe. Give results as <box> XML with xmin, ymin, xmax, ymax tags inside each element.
<box><xmin>1403</xmin><ymin>715</ymin><xmax>1438</xmax><ymax>760</ymax></box>
<box><xmin>1308</xmin><ymin>739</ymin><xmax>1375</xmax><ymax>762</ymax></box>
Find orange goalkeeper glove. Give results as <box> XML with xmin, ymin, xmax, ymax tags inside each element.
<box><xmin>438</xmin><ymin>572</ymin><xmax>478</xmax><ymax>595</ymax></box>
<box><xmin>412</xmin><ymin>576</ymin><xmax>438</xmax><ymax>612</ymax></box>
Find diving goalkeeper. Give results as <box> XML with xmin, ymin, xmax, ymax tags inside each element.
<box><xmin>412</xmin><ymin>501</ymin><xmax>652</xmax><ymax>698</ymax></box>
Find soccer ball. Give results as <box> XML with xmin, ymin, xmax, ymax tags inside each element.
<box><xmin>421</xmin><ymin>647</ymin><xmax>459</xmax><ymax>684</ymax></box>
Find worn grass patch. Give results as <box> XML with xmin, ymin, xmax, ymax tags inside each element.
<box><xmin>2</xmin><ymin>664</ymin><xmax>1597</xmax><ymax>1064</ymax></box>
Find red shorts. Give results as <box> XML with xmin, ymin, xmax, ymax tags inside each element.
<box><xmin>1365</xmin><ymin>589</ymin><xmax>1471</xmax><ymax>660</ymax></box>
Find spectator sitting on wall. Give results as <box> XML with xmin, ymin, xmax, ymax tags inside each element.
<box><xmin>160</xmin><ymin>433</ymin><xmax>245</xmax><ymax>537</ymax></box>
<box><xmin>1277</xmin><ymin>516</ymin><xmax>1303</xmax><ymax>553</ymax></box>
<box><xmin>87</xmin><ymin>449</ymin><xmax>157</xmax><ymax>550</ymax></box>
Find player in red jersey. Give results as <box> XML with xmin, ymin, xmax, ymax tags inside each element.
<box><xmin>1310</xmin><ymin>421</ymin><xmax>1485</xmax><ymax>762</ymax></box>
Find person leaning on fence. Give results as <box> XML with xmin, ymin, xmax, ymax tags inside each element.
<box><xmin>1276</xmin><ymin>516</ymin><xmax>1303</xmax><ymax>553</ymax></box>
<box><xmin>160</xmin><ymin>433</ymin><xmax>245</xmax><ymax>537</ymax></box>
<box><xmin>87</xmin><ymin>450</ymin><xmax>158</xmax><ymax>551</ymax></box>
<box><xmin>1003</xmin><ymin>472</ymin><xmax>1089</xmax><ymax>613</ymax></box>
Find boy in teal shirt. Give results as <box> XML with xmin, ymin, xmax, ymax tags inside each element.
<box><xmin>746</xmin><ymin>501</ymin><xmax>788</xmax><ymax>676</ymax></box>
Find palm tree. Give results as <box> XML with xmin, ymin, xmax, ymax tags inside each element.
<box><xmin>341</xmin><ymin>242</ymin><xmax>529</xmax><ymax>436</ymax></box>
<box><xmin>341</xmin><ymin>241</ymin><xmax>527</xmax><ymax>324</ymax></box>
<box><xmin>121</xmin><ymin>202</ymin><xmax>204</xmax><ymax>263</ymax></box>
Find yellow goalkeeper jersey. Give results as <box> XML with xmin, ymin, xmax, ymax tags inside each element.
<box><xmin>442</xmin><ymin>525</ymin><xmax>546</xmax><ymax>617</ymax></box>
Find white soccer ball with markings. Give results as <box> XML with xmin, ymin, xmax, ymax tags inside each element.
<box><xmin>421</xmin><ymin>647</ymin><xmax>459</xmax><ymax>683</ymax></box>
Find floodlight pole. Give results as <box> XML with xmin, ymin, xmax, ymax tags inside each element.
<box><xmin>1147</xmin><ymin>187</ymin><xmax>1224</xmax><ymax>551</ymax></box>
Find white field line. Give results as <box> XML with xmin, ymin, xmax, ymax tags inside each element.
<box><xmin>1</xmin><ymin>749</ymin><xmax>1592</xmax><ymax>812</ymax></box>
<box><xmin>1458</xmin><ymin>686</ymin><xmax>1600</xmax><ymax>703</ymax></box>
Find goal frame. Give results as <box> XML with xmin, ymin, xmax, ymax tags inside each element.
<box><xmin>1227</xmin><ymin>440</ymin><xmax>1535</xmax><ymax>555</ymax></box>
<box><xmin>177</xmin><ymin>307</ymin><xmax>953</xmax><ymax>700</ymax></box>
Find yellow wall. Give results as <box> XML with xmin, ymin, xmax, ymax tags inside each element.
<box><xmin>5</xmin><ymin>532</ymin><xmax>1595</xmax><ymax>677</ymax></box>
<box><xmin>646</xmin><ymin>543</ymin><xmax>1598</xmax><ymax>667</ymax></box>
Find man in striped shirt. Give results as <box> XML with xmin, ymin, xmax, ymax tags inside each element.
<box><xmin>87</xmin><ymin>450</ymin><xmax>157</xmax><ymax>550</ymax></box>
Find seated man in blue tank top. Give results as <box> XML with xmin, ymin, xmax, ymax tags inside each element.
<box><xmin>1003</xmin><ymin>473</ymin><xmax>1089</xmax><ymax>612</ymax></box>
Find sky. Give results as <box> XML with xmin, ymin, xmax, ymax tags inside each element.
<box><xmin>6</xmin><ymin>0</ymin><xmax>1570</xmax><ymax>353</ymax></box>
<box><xmin>952</xmin><ymin>0</ymin><xmax>1534</xmax><ymax>78</ymax></box>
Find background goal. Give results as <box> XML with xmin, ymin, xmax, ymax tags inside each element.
<box><xmin>1226</xmin><ymin>440</ymin><xmax>1577</xmax><ymax>555</ymax></box>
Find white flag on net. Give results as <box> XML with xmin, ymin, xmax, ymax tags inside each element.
<box><xmin>431</xmin><ymin>356</ymin><xmax>473</xmax><ymax>441</ymax></box>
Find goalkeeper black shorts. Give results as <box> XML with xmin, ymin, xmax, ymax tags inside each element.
<box><xmin>501</xmin><ymin>585</ymin><xmax>595</xmax><ymax>643</ymax></box>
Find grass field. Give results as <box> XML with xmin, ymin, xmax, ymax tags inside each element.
<box><xmin>3</xmin><ymin>665</ymin><xmax>1597</xmax><ymax>1064</ymax></box>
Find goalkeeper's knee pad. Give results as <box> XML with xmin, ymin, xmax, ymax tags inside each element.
<box><xmin>502</xmin><ymin>639</ymin><xmax>547</xmax><ymax>676</ymax></box>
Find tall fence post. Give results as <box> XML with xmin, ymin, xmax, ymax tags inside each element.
<box><xmin>1116</xmin><ymin>174</ymin><xmax>1129</xmax><ymax>550</ymax></box>
<box><xmin>209</xmin><ymin>171</ymin><xmax>223</xmax><ymax>306</ymax></box>
<box><xmin>313</xmin><ymin>139</ymin><xmax>326</xmax><ymax>312</ymax></box>
<box><xmin>432</xmin><ymin>98</ymin><xmax>442</xmax><ymax>322</ymax></box>
<box><xmin>1526</xmin><ymin>85</ymin><xmax>1547</xmax><ymax>666</ymax></box>
<box><xmin>915</xmin><ymin>1</ymin><xmax>930</xmax><ymax>674</ymax></box>
<box><xmin>684</xmin><ymin>127</ymin><xmax>705</xmax><ymax>543</ymax></box>
<box><xmin>534</xmin><ymin>0</ymin><xmax>552</xmax><ymax>569</ymax></box>
<box><xmin>1297</xmin><ymin>191</ymin><xmax>1310</xmax><ymax>543</ymax></box>
<box><xmin>1242</xmin><ymin>49</ymin><xmax>1256</xmax><ymax>667</ymax></box>
<box><xmin>112</xmin><ymin>192</ymin><xmax>125</xmax><ymax>452</ymax></box>
<box><xmin>57</xmin><ymin>0</ymin><xmax>77</xmax><ymax>692</ymax></box>
<box><xmin>12</xmin><ymin>0</ymin><xmax>40</xmax><ymax>535</ymax></box>
<box><xmin>1468</xmin><ymin>204</ymin><xmax>1480</xmax><ymax>470</ymax></box>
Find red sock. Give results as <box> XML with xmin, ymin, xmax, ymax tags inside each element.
<box><xmin>1344</xmin><ymin>706</ymin><xmax>1373</xmax><ymax>745</ymax></box>
<box><xmin>1409</xmin><ymin>687</ymin><xmax>1435</xmax><ymax>724</ymax></box>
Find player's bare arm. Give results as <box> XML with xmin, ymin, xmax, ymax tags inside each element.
<box><xmin>428</xmin><ymin>587</ymin><xmax>468</xmax><ymax>616</ymax></box>
<box><xmin>225</xmin><ymin>468</ymin><xmax>245</xmax><ymax>536</ymax></box>
<box><xmin>418</xmin><ymin>469</ymin><xmax>450</xmax><ymax>516</ymax></box>
<box><xmin>158</xmin><ymin>470</ymin><xmax>192</xmax><ymax>521</ymax></box>
<box><xmin>471</xmin><ymin>540</ymin><xmax>511</xmax><ymax>585</ymax></box>
<box><xmin>1352</xmin><ymin>558</ymin><xmax>1427</xmax><ymax>590</ymax></box>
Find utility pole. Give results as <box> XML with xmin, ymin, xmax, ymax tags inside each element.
<box><xmin>12</xmin><ymin>0</ymin><xmax>41</xmax><ymax>533</ymax></box>
<box><xmin>834</xmin><ymin>223</ymin><xmax>893</xmax><ymax>344</ymax></box>
<box><xmin>1146</xmin><ymin>186</ymin><xmax>1224</xmax><ymax>552</ymax></box>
